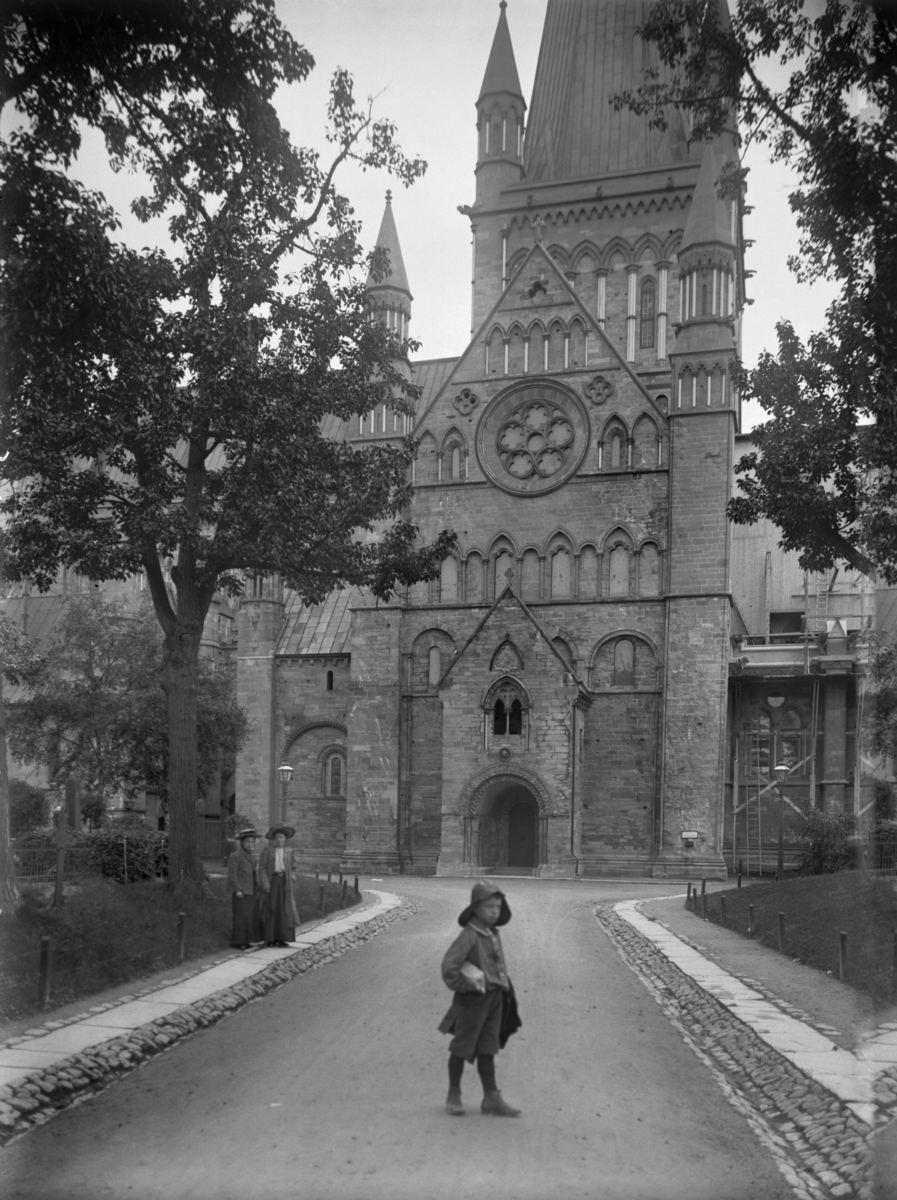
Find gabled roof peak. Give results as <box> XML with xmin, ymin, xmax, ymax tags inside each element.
<box><xmin>478</xmin><ymin>0</ymin><xmax>524</xmax><ymax>104</ymax></box>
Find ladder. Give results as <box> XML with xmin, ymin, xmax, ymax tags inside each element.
<box><xmin>745</xmin><ymin>786</ymin><xmax>762</xmax><ymax>876</ymax></box>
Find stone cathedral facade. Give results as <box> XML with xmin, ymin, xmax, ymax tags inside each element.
<box><xmin>236</xmin><ymin>0</ymin><xmax>751</xmax><ymax>880</ymax></box>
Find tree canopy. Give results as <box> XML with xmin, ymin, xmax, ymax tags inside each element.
<box><xmin>616</xmin><ymin>0</ymin><xmax>897</xmax><ymax>581</ymax></box>
<box><xmin>3</xmin><ymin>594</ymin><xmax>248</xmax><ymax>815</ymax></box>
<box><xmin>1</xmin><ymin>0</ymin><xmax>455</xmax><ymax>890</ymax></box>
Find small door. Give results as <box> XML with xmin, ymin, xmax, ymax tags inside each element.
<box><xmin>508</xmin><ymin>802</ymin><xmax>536</xmax><ymax>867</ymax></box>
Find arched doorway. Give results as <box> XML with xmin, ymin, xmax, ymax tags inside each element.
<box><xmin>508</xmin><ymin>801</ymin><xmax>536</xmax><ymax>868</ymax></box>
<box><xmin>468</xmin><ymin>779</ymin><xmax>541</xmax><ymax>872</ymax></box>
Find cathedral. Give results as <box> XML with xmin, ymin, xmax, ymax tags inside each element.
<box><xmin>234</xmin><ymin>0</ymin><xmax>875</xmax><ymax>879</ymax></box>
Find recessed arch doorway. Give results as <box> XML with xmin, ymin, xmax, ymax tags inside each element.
<box><xmin>462</xmin><ymin>776</ymin><xmax>544</xmax><ymax>873</ymax></box>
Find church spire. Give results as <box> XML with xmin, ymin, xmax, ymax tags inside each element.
<box><xmin>366</xmin><ymin>189</ymin><xmax>411</xmax><ymax>299</ymax></box>
<box><xmin>478</xmin><ymin>1</ymin><xmax>524</xmax><ymax>104</ymax></box>
<box><xmin>357</xmin><ymin>192</ymin><xmax>413</xmax><ymax>446</ymax></box>
<box><xmin>524</xmin><ymin>0</ymin><xmax>692</xmax><ymax>184</ymax></box>
<box><xmin>474</xmin><ymin>2</ymin><xmax>526</xmax><ymax>209</ymax></box>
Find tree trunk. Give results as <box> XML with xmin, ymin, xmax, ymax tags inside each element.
<box><xmin>0</xmin><ymin>683</ymin><xmax>20</xmax><ymax>914</ymax></box>
<box><xmin>0</xmin><ymin>530</ymin><xmax>20</xmax><ymax>913</ymax></box>
<box><xmin>161</xmin><ymin>621</ymin><xmax>205</xmax><ymax>892</ymax></box>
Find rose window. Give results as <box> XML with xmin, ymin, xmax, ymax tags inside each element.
<box><xmin>476</xmin><ymin>382</ymin><xmax>589</xmax><ymax>496</ymax></box>
<box><xmin>496</xmin><ymin>402</ymin><xmax>575</xmax><ymax>481</ymax></box>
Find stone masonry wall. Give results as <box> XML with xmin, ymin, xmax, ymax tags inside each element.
<box><xmin>342</xmin><ymin>607</ymin><xmax>403</xmax><ymax>873</ymax></box>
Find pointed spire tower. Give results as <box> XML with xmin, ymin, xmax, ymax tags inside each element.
<box><xmin>670</xmin><ymin>141</ymin><xmax>740</xmax><ymax>406</ymax></box>
<box><xmin>465</xmin><ymin>1</ymin><xmax>526</xmax><ymax>331</ymax></box>
<box><xmin>356</xmin><ymin>191</ymin><xmax>414</xmax><ymax>446</ymax></box>
<box><xmin>476</xmin><ymin>0</ymin><xmax>526</xmax><ymax>208</ymax></box>
<box><xmin>366</xmin><ymin>189</ymin><xmax>412</xmax><ymax>344</ymax></box>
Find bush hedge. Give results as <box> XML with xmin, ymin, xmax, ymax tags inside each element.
<box><xmin>15</xmin><ymin>824</ymin><xmax>168</xmax><ymax>882</ymax></box>
<box><xmin>798</xmin><ymin>808</ymin><xmax>857</xmax><ymax>874</ymax></box>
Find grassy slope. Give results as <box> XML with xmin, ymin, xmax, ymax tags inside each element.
<box><xmin>696</xmin><ymin>873</ymin><xmax>897</xmax><ymax>1007</ymax></box>
<box><xmin>0</xmin><ymin>873</ymin><xmax>359</xmax><ymax>1023</ymax></box>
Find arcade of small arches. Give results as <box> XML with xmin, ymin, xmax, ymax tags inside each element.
<box><xmin>675</xmin><ymin>362</ymin><xmax>735</xmax><ymax>410</ymax></box>
<box><xmin>503</xmin><ymin>233</ymin><xmax>685</xmax><ymax>365</ymax></box>
<box><xmin>413</xmin><ymin>408</ymin><xmax>668</xmax><ymax>486</ymax></box>
<box><xmin>410</xmin><ymin>630</ymin><xmax>659</xmax><ymax>698</ymax></box>
<box><xmin>424</xmin><ymin>530</ymin><xmax>664</xmax><ymax>606</ymax></box>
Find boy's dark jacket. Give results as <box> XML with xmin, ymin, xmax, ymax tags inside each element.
<box><xmin>439</xmin><ymin>924</ymin><xmax>522</xmax><ymax>1050</ymax></box>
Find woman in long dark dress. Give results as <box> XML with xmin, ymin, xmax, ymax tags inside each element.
<box><xmin>258</xmin><ymin>825</ymin><xmax>299</xmax><ymax>946</ymax></box>
<box><xmin>226</xmin><ymin>829</ymin><xmax>262</xmax><ymax>949</ymax></box>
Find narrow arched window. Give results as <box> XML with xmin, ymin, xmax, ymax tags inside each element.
<box><xmin>701</xmin><ymin>282</ymin><xmax>708</xmax><ymax>316</ymax></box>
<box><xmin>613</xmin><ymin>640</ymin><xmax>635</xmax><ymax>687</ymax></box>
<box><xmin>640</xmin><ymin>279</ymin><xmax>656</xmax><ymax>349</ymax></box>
<box><xmin>451</xmin><ymin>445</ymin><xmax>461</xmax><ymax>480</ymax></box>
<box><xmin>610</xmin><ymin>434</ymin><xmax>622</xmax><ymax>469</ymax></box>
<box><xmin>440</xmin><ymin>556</ymin><xmax>458</xmax><ymax>602</ymax></box>
<box><xmin>508</xmin><ymin>699</ymin><xmax>523</xmax><ymax>735</ymax></box>
<box><xmin>428</xmin><ymin>646</ymin><xmax>441</xmax><ymax>689</ymax></box>
<box><xmin>609</xmin><ymin>545</ymin><xmax>629</xmax><ymax>595</ymax></box>
<box><xmin>494</xmin><ymin>699</ymin><xmax>508</xmax><ymax>735</ymax></box>
<box><xmin>326</xmin><ymin>670</ymin><xmax>334</xmax><ymax>691</ymax></box>
<box><xmin>325</xmin><ymin>754</ymin><xmax>344</xmax><ymax>796</ymax></box>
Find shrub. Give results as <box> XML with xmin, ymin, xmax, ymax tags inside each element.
<box><xmin>9</xmin><ymin>779</ymin><xmax>48</xmax><ymax>836</ymax></box>
<box><xmin>798</xmin><ymin>808</ymin><xmax>857</xmax><ymax>874</ymax></box>
<box><xmin>85</xmin><ymin>826</ymin><xmax>168</xmax><ymax>882</ymax></box>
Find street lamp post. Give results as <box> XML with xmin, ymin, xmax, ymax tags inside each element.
<box><xmin>277</xmin><ymin>763</ymin><xmax>294</xmax><ymax>825</ymax></box>
<box><xmin>773</xmin><ymin>763</ymin><xmax>790</xmax><ymax>880</ymax></box>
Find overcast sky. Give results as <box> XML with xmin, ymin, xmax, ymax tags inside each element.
<box><xmin>71</xmin><ymin>0</ymin><xmax>837</xmax><ymax>433</ymax></box>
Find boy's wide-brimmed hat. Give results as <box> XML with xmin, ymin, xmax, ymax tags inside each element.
<box><xmin>458</xmin><ymin>878</ymin><xmax>511</xmax><ymax>927</ymax></box>
<box><xmin>266</xmin><ymin>824</ymin><xmax>296</xmax><ymax>840</ymax></box>
<box><xmin>237</xmin><ymin>828</ymin><xmax>259</xmax><ymax>840</ymax></box>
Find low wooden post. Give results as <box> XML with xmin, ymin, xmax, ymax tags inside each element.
<box><xmin>315</xmin><ymin>869</ymin><xmax>319</xmax><ymax>881</ymax></box>
<box><xmin>339</xmin><ymin>871</ymin><xmax>343</xmax><ymax>885</ymax></box>
<box><xmin>778</xmin><ymin>912</ymin><xmax>785</xmax><ymax>954</ymax></box>
<box><xmin>319</xmin><ymin>884</ymin><xmax>325</xmax><ymax>915</ymax></box>
<box><xmin>701</xmin><ymin>878</ymin><xmax>707</xmax><ymax>895</ymax></box>
<box><xmin>341</xmin><ymin>880</ymin><xmax>347</xmax><ymax>905</ymax></box>
<box><xmin>177</xmin><ymin>912</ymin><xmax>186</xmax><ymax>963</ymax></box>
<box><xmin>737</xmin><ymin>872</ymin><xmax>742</xmax><ymax>890</ymax></box>
<box><xmin>686</xmin><ymin>882</ymin><xmax>692</xmax><ymax>909</ymax></box>
<box><xmin>720</xmin><ymin>896</ymin><xmax>727</xmax><ymax>927</ymax></box>
<box><xmin>738</xmin><ymin>858</ymin><xmax>744</xmax><ymax>877</ymax></box>
<box><xmin>701</xmin><ymin>892</ymin><xmax>708</xmax><ymax>920</ymax></box>
<box><xmin>748</xmin><ymin>904</ymin><xmax>755</xmax><ymax>939</ymax></box>
<box><xmin>354</xmin><ymin>875</ymin><xmax>359</xmax><ymax>893</ymax></box>
<box><xmin>52</xmin><ymin>820</ymin><xmax>70</xmax><ymax>908</ymax></box>
<box><xmin>39</xmin><ymin>936</ymin><xmax>52</xmax><ymax>1008</ymax></box>
<box><xmin>327</xmin><ymin>870</ymin><xmax>332</xmax><ymax>883</ymax></box>
<box><xmin>839</xmin><ymin>931</ymin><xmax>847</xmax><ymax>981</ymax></box>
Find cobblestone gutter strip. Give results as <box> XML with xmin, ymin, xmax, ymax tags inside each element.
<box><xmin>597</xmin><ymin>904</ymin><xmax>879</xmax><ymax>1200</ymax></box>
<box><xmin>0</xmin><ymin>897</ymin><xmax>420</xmax><ymax>1146</ymax></box>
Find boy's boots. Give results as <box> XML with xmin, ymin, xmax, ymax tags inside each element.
<box><xmin>481</xmin><ymin>1091</ymin><xmax>521</xmax><ymax>1117</ymax></box>
<box><xmin>445</xmin><ymin>1088</ymin><xmax>464</xmax><ymax>1115</ymax></box>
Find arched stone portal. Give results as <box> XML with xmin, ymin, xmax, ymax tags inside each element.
<box><xmin>459</xmin><ymin>774</ymin><xmax>546</xmax><ymax>874</ymax></box>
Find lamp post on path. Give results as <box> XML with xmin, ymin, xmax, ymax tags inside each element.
<box><xmin>277</xmin><ymin>762</ymin><xmax>293</xmax><ymax>825</ymax></box>
<box><xmin>773</xmin><ymin>763</ymin><xmax>790</xmax><ymax>880</ymax></box>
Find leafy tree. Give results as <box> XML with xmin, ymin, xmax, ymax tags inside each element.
<box><xmin>615</xmin><ymin>0</ymin><xmax>897</xmax><ymax>581</ymax></box>
<box><xmin>8</xmin><ymin>779</ymin><xmax>47</xmax><ymax>838</ymax></box>
<box><xmin>4</xmin><ymin>593</ymin><xmax>248</xmax><ymax>818</ymax></box>
<box><xmin>866</xmin><ymin>638</ymin><xmax>897</xmax><ymax>764</ymax></box>
<box><xmin>1</xmin><ymin>1</ymin><xmax>454</xmax><ymax>890</ymax></box>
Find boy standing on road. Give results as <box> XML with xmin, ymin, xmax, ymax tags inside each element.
<box><xmin>438</xmin><ymin>879</ymin><xmax>522</xmax><ymax>1117</ymax></box>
